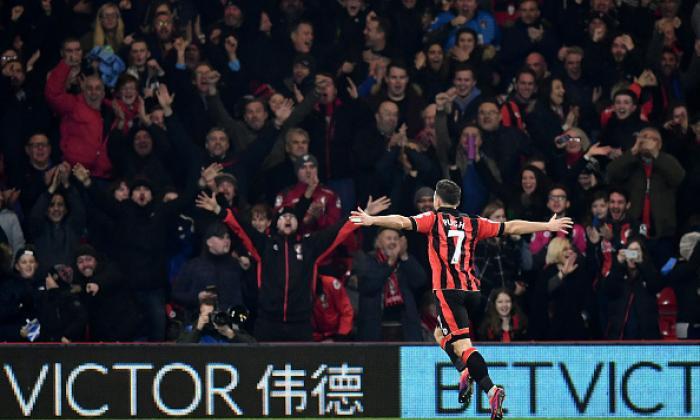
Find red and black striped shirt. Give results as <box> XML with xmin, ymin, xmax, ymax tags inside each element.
<box><xmin>409</xmin><ymin>208</ymin><xmax>504</xmax><ymax>291</ymax></box>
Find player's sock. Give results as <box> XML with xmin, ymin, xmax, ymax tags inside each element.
<box><xmin>460</xmin><ymin>347</ymin><xmax>494</xmax><ymax>393</ymax></box>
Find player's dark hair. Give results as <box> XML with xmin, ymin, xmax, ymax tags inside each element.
<box><xmin>435</xmin><ymin>179</ymin><xmax>461</xmax><ymax>206</ymax></box>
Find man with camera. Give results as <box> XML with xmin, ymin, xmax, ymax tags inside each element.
<box><xmin>178</xmin><ymin>288</ymin><xmax>254</xmax><ymax>344</ymax></box>
<box><xmin>607</xmin><ymin>127</ymin><xmax>685</xmax><ymax>267</ymax></box>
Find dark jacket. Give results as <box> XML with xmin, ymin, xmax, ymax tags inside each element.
<box><xmin>86</xmin><ymin>177</ymin><xmax>197</xmax><ymax>292</ymax></box>
<box><xmin>531</xmin><ymin>258</ymin><xmax>596</xmax><ymax>340</ymax></box>
<box><xmin>29</xmin><ymin>187</ymin><xmax>86</xmax><ymax>275</ymax></box>
<box><xmin>600</xmin><ymin>259</ymin><xmax>663</xmax><ymax>340</ymax></box>
<box><xmin>354</xmin><ymin>251</ymin><xmax>426</xmax><ymax>342</ymax></box>
<box><xmin>302</xmin><ymin>98</ymin><xmax>369</xmax><ymax>181</ymax></box>
<box><xmin>171</xmin><ymin>252</ymin><xmax>244</xmax><ymax>314</ymax></box>
<box><xmin>36</xmin><ymin>286</ymin><xmax>87</xmax><ymax>342</ymax></box>
<box><xmin>607</xmin><ymin>151</ymin><xmax>685</xmax><ymax>238</ymax></box>
<box><xmin>0</xmin><ymin>275</ymin><xmax>35</xmax><ymax>341</ymax></box>
<box><xmin>220</xmin><ymin>208</ymin><xmax>358</xmax><ymax>323</ymax></box>
<box><xmin>74</xmin><ymin>260</ymin><xmax>140</xmax><ymax>342</ymax></box>
<box><xmin>666</xmin><ymin>245</ymin><xmax>700</xmax><ymax>325</ymax></box>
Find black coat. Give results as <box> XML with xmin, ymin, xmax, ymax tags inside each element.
<box><xmin>600</xmin><ymin>259</ymin><xmax>663</xmax><ymax>340</ymax></box>
<box><xmin>37</xmin><ymin>287</ymin><xmax>87</xmax><ymax>342</ymax></box>
<box><xmin>86</xmin><ymin>178</ymin><xmax>196</xmax><ymax>292</ymax></box>
<box><xmin>74</xmin><ymin>260</ymin><xmax>140</xmax><ymax>342</ymax></box>
<box><xmin>0</xmin><ymin>275</ymin><xmax>35</xmax><ymax>341</ymax></box>
<box><xmin>531</xmin><ymin>259</ymin><xmax>596</xmax><ymax>340</ymax></box>
<box><xmin>664</xmin><ymin>245</ymin><xmax>700</xmax><ymax>325</ymax></box>
<box><xmin>353</xmin><ymin>251</ymin><xmax>427</xmax><ymax>342</ymax></box>
<box><xmin>171</xmin><ymin>252</ymin><xmax>244</xmax><ymax>313</ymax></box>
<box><xmin>29</xmin><ymin>187</ymin><xmax>86</xmax><ymax>275</ymax></box>
<box><xmin>220</xmin><ymin>208</ymin><xmax>358</xmax><ymax>324</ymax></box>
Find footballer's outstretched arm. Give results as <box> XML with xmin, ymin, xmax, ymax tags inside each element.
<box><xmin>504</xmin><ymin>214</ymin><xmax>573</xmax><ymax>235</ymax></box>
<box><xmin>349</xmin><ymin>208</ymin><xmax>414</xmax><ymax>230</ymax></box>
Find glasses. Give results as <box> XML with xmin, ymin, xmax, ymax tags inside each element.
<box><xmin>28</xmin><ymin>143</ymin><xmax>50</xmax><ymax>149</ymax></box>
<box><xmin>548</xmin><ymin>195</ymin><xmax>567</xmax><ymax>201</ymax></box>
<box><xmin>156</xmin><ymin>20</ymin><xmax>172</xmax><ymax>27</ymax></box>
<box><xmin>479</xmin><ymin>110</ymin><xmax>498</xmax><ymax>116</ymax></box>
<box><xmin>100</xmin><ymin>12</ymin><xmax>119</xmax><ymax>19</ymax></box>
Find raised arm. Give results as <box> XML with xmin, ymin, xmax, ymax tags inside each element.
<box><xmin>503</xmin><ymin>214</ymin><xmax>573</xmax><ymax>236</ymax></box>
<box><xmin>350</xmin><ymin>211</ymin><xmax>414</xmax><ymax>230</ymax></box>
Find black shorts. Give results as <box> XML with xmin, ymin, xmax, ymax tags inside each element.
<box><xmin>433</xmin><ymin>289</ymin><xmax>481</xmax><ymax>348</ymax></box>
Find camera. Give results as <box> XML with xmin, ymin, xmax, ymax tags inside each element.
<box><xmin>621</xmin><ymin>249</ymin><xmax>640</xmax><ymax>261</ymax></box>
<box><xmin>210</xmin><ymin>305</ymin><xmax>249</xmax><ymax>327</ymax></box>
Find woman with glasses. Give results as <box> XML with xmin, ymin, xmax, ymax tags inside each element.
<box><xmin>81</xmin><ymin>3</ymin><xmax>126</xmax><ymax>53</ymax></box>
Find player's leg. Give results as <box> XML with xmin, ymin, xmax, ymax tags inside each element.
<box><xmin>433</xmin><ymin>290</ymin><xmax>473</xmax><ymax>404</ymax></box>
<box><xmin>433</xmin><ymin>327</ymin><xmax>465</xmax><ymax>371</ymax></box>
<box><xmin>450</xmin><ymin>291</ymin><xmax>505</xmax><ymax>419</ymax></box>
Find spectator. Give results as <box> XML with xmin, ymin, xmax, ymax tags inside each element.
<box><xmin>607</xmin><ymin>127</ymin><xmax>685</xmax><ymax>266</ymax></box>
<box><xmin>428</xmin><ymin>0</ymin><xmax>499</xmax><ymax>48</ymax></box>
<box><xmin>474</xmin><ymin>200</ymin><xmax>530</xmax><ymax>306</ymax></box>
<box><xmin>446</xmin><ymin>28</ymin><xmax>495</xmax><ymax>89</ymax></box>
<box><xmin>36</xmin><ymin>265</ymin><xmax>87</xmax><ymax>343</ymax></box>
<box><xmin>0</xmin><ymin>246</ymin><xmax>36</xmax><ymax>341</ymax></box>
<box><xmin>171</xmin><ymin>222</ymin><xmax>244</xmax><ymax>317</ymax></box>
<box><xmin>354</xmin><ymin>229</ymin><xmax>426</xmax><ymax>341</ymax></box>
<box><xmin>476</xmin><ymin>99</ymin><xmax>532</xmax><ymax>186</ymax></box>
<box><xmin>257</xmin><ymin>128</ymin><xmax>311</xmax><ymax>204</ymax></box>
<box><xmin>177</xmin><ymin>296</ymin><xmax>255</xmax><ymax>344</ymax></box>
<box><xmin>525</xmin><ymin>77</ymin><xmax>580</xmax><ymax>164</ymax></box>
<box><xmin>312</xmin><ymin>274</ymin><xmax>354</xmax><ymax>341</ymax></box>
<box><xmin>81</xmin><ymin>3</ymin><xmax>125</xmax><ymax>53</ymax></box>
<box><xmin>45</xmin><ymin>39</ymin><xmax>114</xmax><ymax>179</ymax></box>
<box><xmin>478</xmin><ymin>288</ymin><xmax>528</xmax><ymax>342</ymax></box>
<box><xmin>8</xmin><ymin>133</ymin><xmax>56</xmax><ymax>216</ymax></box>
<box><xmin>599</xmin><ymin>89</ymin><xmax>646</xmax><ymax>152</ymax></box>
<box><xmin>72</xmin><ymin>143</ymin><xmax>197</xmax><ymax>341</ymax></box>
<box><xmin>600</xmin><ymin>236</ymin><xmax>663</xmax><ymax>339</ymax></box>
<box><xmin>195</xmin><ymin>191</ymin><xmax>389</xmax><ymax>342</ymax></box>
<box><xmin>530</xmin><ymin>185</ymin><xmax>586</xmax><ymax>256</ymax></box>
<box><xmin>73</xmin><ymin>243</ymin><xmax>140</xmax><ymax>342</ymax></box>
<box><xmin>500</xmin><ymin>68</ymin><xmax>538</xmax><ymax>133</ymax></box>
<box><xmin>124</xmin><ymin>38</ymin><xmax>161</xmax><ymax>93</ymax></box>
<box><xmin>0</xmin><ymin>187</ymin><xmax>25</xmax><ymax>255</ymax></box>
<box><xmin>666</xmin><ymin>232</ymin><xmax>700</xmax><ymax>339</ymax></box>
<box><xmin>412</xmin><ymin>42</ymin><xmax>450</xmax><ymax>104</ymax></box>
<box><xmin>533</xmin><ymin>237</ymin><xmax>597</xmax><ymax>340</ymax></box>
<box><xmin>445</xmin><ymin>65</ymin><xmax>483</xmax><ymax>130</ymax></box>
<box><xmin>29</xmin><ymin>165</ymin><xmax>85</xmax><ymax>276</ymax></box>
<box><xmin>367</xmin><ymin>61</ymin><xmax>425</xmax><ymax>138</ymax></box>
<box><xmin>499</xmin><ymin>0</ymin><xmax>558</xmax><ymax>83</ymax></box>
<box><xmin>303</xmin><ymin>74</ymin><xmax>367</xmax><ymax>212</ymax></box>
<box><xmin>275</xmin><ymin>154</ymin><xmax>341</xmax><ymax>235</ymax></box>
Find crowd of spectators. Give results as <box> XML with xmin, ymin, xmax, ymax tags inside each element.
<box><xmin>0</xmin><ymin>0</ymin><xmax>699</xmax><ymax>343</ymax></box>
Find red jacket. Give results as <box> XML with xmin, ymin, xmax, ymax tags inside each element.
<box><xmin>45</xmin><ymin>61</ymin><xmax>112</xmax><ymax>178</ymax></box>
<box><xmin>312</xmin><ymin>275</ymin><xmax>354</xmax><ymax>341</ymax></box>
<box><xmin>275</xmin><ymin>183</ymin><xmax>341</xmax><ymax>234</ymax></box>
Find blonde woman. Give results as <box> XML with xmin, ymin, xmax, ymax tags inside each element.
<box><xmin>532</xmin><ymin>237</ymin><xmax>596</xmax><ymax>340</ymax></box>
<box><xmin>81</xmin><ymin>3</ymin><xmax>125</xmax><ymax>52</ymax></box>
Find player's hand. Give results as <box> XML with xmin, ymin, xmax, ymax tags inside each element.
<box><xmin>349</xmin><ymin>207</ymin><xmax>373</xmax><ymax>226</ymax></box>
<box><xmin>546</xmin><ymin>214</ymin><xmax>573</xmax><ymax>233</ymax></box>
